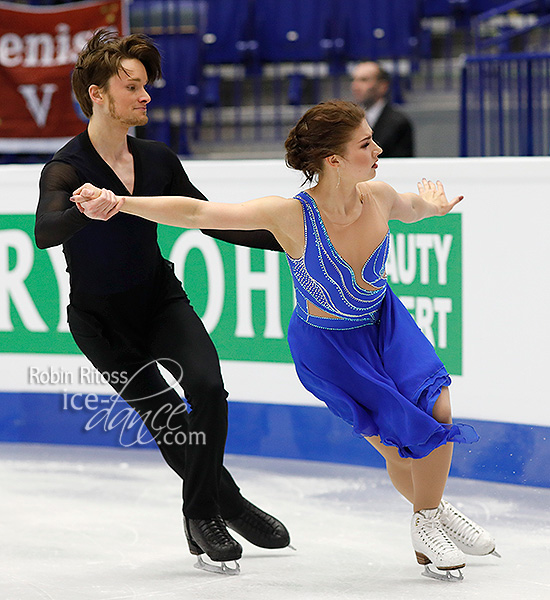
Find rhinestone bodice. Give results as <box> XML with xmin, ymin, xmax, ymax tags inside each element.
<box><xmin>286</xmin><ymin>191</ymin><xmax>389</xmax><ymax>330</ymax></box>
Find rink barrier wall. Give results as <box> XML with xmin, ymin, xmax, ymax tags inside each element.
<box><xmin>0</xmin><ymin>391</ymin><xmax>549</xmax><ymax>488</ymax></box>
<box><xmin>0</xmin><ymin>158</ymin><xmax>549</xmax><ymax>488</ymax></box>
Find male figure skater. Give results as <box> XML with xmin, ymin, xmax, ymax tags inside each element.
<box><xmin>34</xmin><ymin>29</ymin><xmax>289</xmax><ymax>573</ymax></box>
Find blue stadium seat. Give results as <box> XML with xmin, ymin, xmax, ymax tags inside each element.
<box><xmin>255</xmin><ymin>0</ymin><xmax>334</xmax><ymax>63</ymax></box>
<box><xmin>287</xmin><ymin>73</ymin><xmax>305</xmax><ymax>105</ymax></box>
<box><xmin>420</xmin><ymin>0</ymin><xmax>470</xmax><ymax>18</ymax></box>
<box><xmin>419</xmin><ymin>1</ymin><xmax>522</xmax><ymax>18</ymax></box>
<box><xmin>189</xmin><ymin>1</ymin><xmax>426</xmax><ymax>67</ymax></box>
<box><xmin>201</xmin><ymin>0</ymin><xmax>259</xmax><ymax>64</ymax></box>
<box><xmin>343</xmin><ymin>0</ymin><xmax>420</xmax><ymax>60</ymax></box>
<box><xmin>130</xmin><ymin>1</ymin><xmax>207</xmax><ymax>152</ymax></box>
<box><xmin>145</xmin><ymin>33</ymin><xmax>203</xmax><ymax>152</ymax></box>
<box><xmin>202</xmin><ymin>74</ymin><xmax>222</xmax><ymax>107</ymax></box>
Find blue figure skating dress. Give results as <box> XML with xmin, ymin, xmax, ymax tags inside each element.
<box><xmin>286</xmin><ymin>191</ymin><xmax>478</xmax><ymax>459</ymax></box>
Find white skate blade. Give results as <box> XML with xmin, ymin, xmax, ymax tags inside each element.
<box><xmin>194</xmin><ymin>555</ymin><xmax>240</xmax><ymax>576</ymax></box>
<box><xmin>421</xmin><ymin>565</ymin><xmax>464</xmax><ymax>582</ymax></box>
<box><xmin>490</xmin><ymin>549</ymin><xmax>502</xmax><ymax>558</ymax></box>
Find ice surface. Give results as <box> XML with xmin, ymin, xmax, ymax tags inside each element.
<box><xmin>1</xmin><ymin>443</ymin><xmax>549</xmax><ymax>600</ymax></box>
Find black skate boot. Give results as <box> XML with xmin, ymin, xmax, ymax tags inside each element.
<box><xmin>184</xmin><ymin>515</ymin><xmax>242</xmax><ymax>575</ymax></box>
<box><xmin>225</xmin><ymin>498</ymin><xmax>291</xmax><ymax>549</ymax></box>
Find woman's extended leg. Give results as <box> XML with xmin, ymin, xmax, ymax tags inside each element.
<box><xmin>410</xmin><ymin>386</ymin><xmax>453</xmax><ymax>512</ymax></box>
<box><xmin>366</xmin><ymin>387</ymin><xmax>467</xmax><ymax>574</ymax></box>
<box><xmin>365</xmin><ymin>386</ymin><xmax>453</xmax><ymax>511</ymax></box>
<box><xmin>365</xmin><ymin>436</ymin><xmax>414</xmax><ymax>502</ymax></box>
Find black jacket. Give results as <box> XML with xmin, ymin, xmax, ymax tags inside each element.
<box><xmin>372</xmin><ymin>103</ymin><xmax>414</xmax><ymax>158</ymax></box>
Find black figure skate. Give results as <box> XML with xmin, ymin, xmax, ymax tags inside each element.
<box><xmin>225</xmin><ymin>498</ymin><xmax>292</xmax><ymax>549</ymax></box>
<box><xmin>184</xmin><ymin>515</ymin><xmax>242</xmax><ymax>575</ymax></box>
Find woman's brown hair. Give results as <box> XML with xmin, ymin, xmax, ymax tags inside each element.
<box><xmin>285</xmin><ymin>100</ymin><xmax>366</xmax><ymax>184</ymax></box>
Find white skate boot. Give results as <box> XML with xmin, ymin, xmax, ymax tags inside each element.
<box><xmin>411</xmin><ymin>507</ymin><xmax>466</xmax><ymax>581</ymax></box>
<box><xmin>440</xmin><ymin>499</ymin><xmax>500</xmax><ymax>557</ymax></box>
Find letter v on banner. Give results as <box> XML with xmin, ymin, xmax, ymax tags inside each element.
<box><xmin>18</xmin><ymin>84</ymin><xmax>58</xmax><ymax>128</ymax></box>
<box><xmin>0</xmin><ymin>0</ymin><xmax>126</xmax><ymax>152</ymax></box>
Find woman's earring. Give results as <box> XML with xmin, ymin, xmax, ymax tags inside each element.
<box><xmin>336</xmin><ymin>166</ymin><xmax>341</xmax><ymax>188</ymax></box>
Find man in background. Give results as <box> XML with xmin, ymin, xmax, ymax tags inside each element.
<box><xmin>351</xmin><ymin>61</ymin><xmax>414</xmax><ymax>158</ymax></box>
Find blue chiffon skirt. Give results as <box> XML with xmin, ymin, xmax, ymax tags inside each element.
<box><xmin>287</xmin><ymin>287</ymin><xmax>479</xmax><ymax>459</ymax></box>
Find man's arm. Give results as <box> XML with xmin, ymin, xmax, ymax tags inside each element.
<box><xmin>202</xmin><ymin>226</ymin><xmax>284</xmax><ymax>252</ymax></box>
<box><xmin>35</xmin><ymin>161</ymin><xmax>91</xmax><ymax>249</ymax></box>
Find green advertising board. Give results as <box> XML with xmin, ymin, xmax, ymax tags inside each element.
<box><xmin>385</xmin><ymin>215</ymin><xmax>462</xmax><ymax>374</ymax></box>
<box><xmin>0</xmin><ymin>213</ymin><xmax>461</xmax><ymax>374</ymax></box>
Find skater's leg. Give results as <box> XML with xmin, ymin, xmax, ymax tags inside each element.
<box><xmin>365</xmin><ymin>434</ymin><xmax>452</xmax><ymax>511</ymax></box>
<box><xmin>431</xmin><ymin>385</ymin><xmax>452</xmax><ymax>424</ymax></box>
<box><xmin>365</xmin><ymin>387</ymin><xmax>453</xmax><ymax>509</ymax></box>
<box><xmin>69</xmin><ymin>303</ymin><xmax>243</xmax><ymax>567</ymax></box>
<box><xmin>367</xmin><ymin>387</ymin><xmax>471</xmax><ymax>574</ymax></box>
<box><xmin>149</xmin><ymin>299</ymin><xmax>291</xmax><ymax>550</ymax></box>
<box><xmin>409</xmin><ymin>388</ymin><xmax>464</xmax><ymax>574</ymax></box>
<box><xmin>147</xmin><ymin>300</ymin><xmax>246</xmax><ymax>565</ymax></box>
<box><xmin>411</xmin><ymin>443</ymin><xmax>453</xmax><ymax>512</ymax></box>
<box><xmin>366</xmin><ymin>429</ymin><xmax>463</xmax><ymax>573</ymax></box>
<box><xmin>68</xmin><ymin>305</ymin><xmax>192</xmax><ymax>481</ymax></box>
<box><xmin>411</xmin><ymin>387</ymin><xmax>453</xmax><ymax>512</ymax></box>
<box><xmin>365</xmin><ymin>436</ymin><xmax>414</xmax><ymax>503</ymax></box>
<box><xmin>147</xmin><ymin>298</ymin><xmax>231</xmax><ymax>519</ymax></box>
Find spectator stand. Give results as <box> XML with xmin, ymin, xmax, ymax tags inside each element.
<box><xmin>8</xmin><ymin>1</ymin><xmax>550</xmax><ymax>157</ymax></box>
<box><xmin>459</xmin><ymin>2</ymin><xmax>550</xmax><ymax>156</ymax></box>
<box><xmin>472</xmin><ymin>0</ymin><xmax>550</xmax><ymax>54</ymax></box>
<box><xmin>130</xmin><ymin>0</ymin><xmax>207</xmax><ymax>155</ymax></box>
<box><xmin>192</xmin><ymin>0</ymin><xmax>422</xmax><ymax>153</ymax></box>
<box><xmin>460</xmin><ymin>52</ymin><xmax>550</xmax><ymax>156</ymax></box>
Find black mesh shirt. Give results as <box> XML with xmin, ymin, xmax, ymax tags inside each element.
<box><xmin>35</xmin><ymin>130</ymin><xmax>282</xmax><ymax>297</ymax></box>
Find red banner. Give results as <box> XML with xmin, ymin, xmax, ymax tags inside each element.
<box><xmin>0</xmin><ymin>0</ymin><xmax>127</xmax><ymax>150</ymax></box>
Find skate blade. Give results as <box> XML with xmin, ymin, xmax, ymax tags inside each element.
<box><xmin>194</xmin><ymin>555</ymin><xmax>240</xmax><ymax>576</ymax></box>
<box><xmin>422</xmin><ymin>565</ymin><xmax>464</xmax><ymax>582</ymax></box>
<box><xmin>490</xmin><ymin>549</ymin><xmax>502</xmax><ymax>558</ymax></box>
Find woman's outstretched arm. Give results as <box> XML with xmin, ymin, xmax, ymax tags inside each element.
<box><xmin>72</xmin><ymin>183</ymin><xmax>285</xmax><ymax>233</ymax></box>
<box><xmin>362</xmin><ymin>179</ymin><xmax>463</xmax><ymax>223</ymax></box>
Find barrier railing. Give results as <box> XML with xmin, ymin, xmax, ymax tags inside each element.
<box><xmin>460</xmin><ymin>52</ymin><xmax>550</xmax><ymax>155</ymax></box>
<box><xmin>416</xmin><ymin>0</ymin><xmax>550</xmax><ymax>91</ymax></box>
<box><xmin>472</xmin><ymin>0</ymin><xmax>550</xmax><ymax>52</ymax></box>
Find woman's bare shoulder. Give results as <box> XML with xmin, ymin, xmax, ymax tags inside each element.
<box><xmin>363</xmin><ymin>180</ymin><xmax>398</xmax><ymax>198</ymax></box>
<box><xmin>262</xmin><ymin>195</ymin><xmax>303</xmax><ymax>215</ymax></box>
<box><xmin>360</xmin><ymin>180</ymin><xmax>399</xmax><ymax>210</ymax></box>
<box><xmin>267</xmin><ymin>195</ymin><xmax>305</xmax><ymax>256</ymax></box>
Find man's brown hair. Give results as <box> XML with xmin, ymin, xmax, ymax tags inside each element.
<box><xmin>72</xmin><ymin>28</ymin><xmax>162</xmax><ymax>118</ymax></box>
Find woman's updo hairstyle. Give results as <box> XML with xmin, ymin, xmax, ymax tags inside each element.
<box><xmin>285</xmin><ymin>100</ymin><xmax>366</xmax><ymax>184</ymax></box>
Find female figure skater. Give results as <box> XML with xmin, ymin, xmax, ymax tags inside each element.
<box><xmin>73</xmin><ymin>100</ymin><xmax>497</xmax><ymax>580</ymax></box>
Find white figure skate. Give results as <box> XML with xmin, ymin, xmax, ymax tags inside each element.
<box><xmin>440</xmin><ymin>499</ymin><xmax>500</xmax><ymax>557</ymax></box>
<box><xmin>411</xmin><ymin>507</ymin><xmax>466</xmax><ymax>581</ymax></box>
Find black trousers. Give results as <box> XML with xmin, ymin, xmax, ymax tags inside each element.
<box><xmin>67</xmin><ymin>262</ymin><xmax>245</xmax><ymax>520</ymax></box>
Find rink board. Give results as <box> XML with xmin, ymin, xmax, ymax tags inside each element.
<box><xmin>1</xmin><ymin>391</ymin><xmax>549</xmax><ymax>488</ymax></box>
<box><xmin>0</xmin><ymin>158</ymin><xmax>549</xmax><ymax>487</ymax></box>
